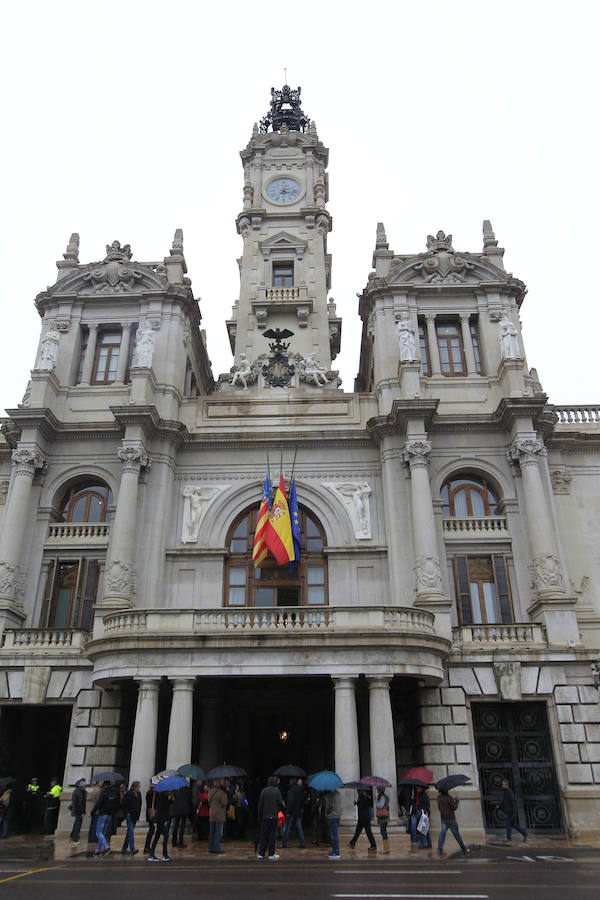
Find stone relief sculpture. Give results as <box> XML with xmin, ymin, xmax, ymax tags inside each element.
<box><xmin>132</xmin><ymin>321</ymin><xmax>157</xmax><ymax>368</ymax></box>
<box><xmin>299</xmin><ymin>353</ymin><xmax>329</xmax><ymax>385</ymax></box>
<box><xmin>37</xmin><ymin>326</ymin><xmax>60</xmax><ymax>371</ymax></box>
<box><xmin>414</xmin><ymin>231</ymin><xmax>473</xmax><ymax>284</ymax></box>
<box><xmin>415</xmin><ymin>554</ymin><xmax>443</xmax><ymax>592</ymax></box>
<box><xmin>494</xmin><ymin>661</ymin><xmax>522</xmax><ymax>701</ymax></box>
<box><xmin>82</xmin><ymin>241</ymin><xmax>144</xmax><ymax>293</ymax></box>
<box><xmin>323</xmin><ymin>482</ymin><xmax>372</xmax><ymax>540</ymax></box>
<box><xmin>499</xmin><ymin>313</ymin><xmax>523</xmax><ymax>360</ymax></box>
<box><xmin>396</xmin><ymin>313</ymin><xmax>417</xmax><ymax>361</ymax></box>
<box><xmin>181</xmin><ymin>485</ymin><xmax>230</xmax><ymax>543</ymax></box>
<box><xmin>533</xmin><ymin>552</ymin><xmax>564</xmax><ymax>591</ymax></box>
<box><xmin>550</xmin><ymin>467</ymin><xmax>572</xmax><ymax>494</ymax></box>
<box><xmin>0</xmin><ymin>561</ymin><xmax>18</xmax><ymax>597</ymax></box>
<box><xmin>105</xmin><ymin>560</ymin><xmax>131</xmax><ymax>594</ymax></box>
<box><xmin>231</xmin><ymin>353</ymin><xmax>252</xmax><ymax>389</ymax></box>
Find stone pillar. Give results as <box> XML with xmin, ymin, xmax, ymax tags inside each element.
<box><xmin>115</xmin><ymin>324</ymin><xmax>133</xmax><ymax>383</ymax></box>
<box><xmin>368</xmin><ymin>677</ymin><xmax>399</xmax><ymax>821</ymax></box>
<box><xmin>0</xmin><ymin>447</ymin><xmax>45</xmax><ymax>622</ymax></box>
<box><xmin>129</xmin><ymin>679</ymin><xmax>160</xmax><ymax>788</ymax></box>
<box><xmin>199</xmin><ymin>694</ymin><xmax>220</xmax><ymax>772</ymax></box>
<box><xmin>80</xmin><ymin>324</ymin><xmax>98</xmax><ymax>385</ymax></box>
<box><xmin>101</xmin><ymin>445</ymin><xmax>150</xmax><ymax>608</ymax></box>
<box><xmin>333</xmin><ymin>677</ymin><xmax>360</xmax><ymax>822</ymax></box>
<box><xmin>380</xmin><ymin>434</ymin><xmax>411</xmax><ymax>604</ymax></box>
<box><xmin>402</xmin><ymin>439</ymin><xmax>444</xmax><ymax>604</ymax></box>
<box><xmin>425</xmin><ymin>315</ymin><xmax>441</xmax><ymax>375</ymax></box>
<box><xmin>166</xmin><ymin>678</ymin><xmax>195</xmax><ymax>769</ymax></box>
<box><xmin>460</xmin><ymin>314</ymin><xmax>477</xmax><ymax>375</ymax></box>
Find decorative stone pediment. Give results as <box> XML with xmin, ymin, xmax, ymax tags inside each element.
<box><xmin>44</xmin><ymin>241</ymin><xmax>170</xmax><ymax>296</ymax></box>
<box><xmin>387</xmin><ymin>252</ymin><xmax>508</xmax><ymax>288</ymax></box>
<box><xmin>259</xmin><ymin>231</ymin><xmax>307</xmax><ymax>258</ymax></box>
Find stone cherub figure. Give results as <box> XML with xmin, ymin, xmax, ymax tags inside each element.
<box><xmin>301</xmin><ymin>353</ymin><xmax>329</xmax><ymax>385</ymax></box>
<box><xmin>231</xmin><ymin>353</ymin><xmax>252</xmax><ymax>389</ymax></box>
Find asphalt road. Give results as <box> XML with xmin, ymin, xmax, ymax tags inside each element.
<box><xmin>1</xmin><ymin>854</ymin><xmax>599</xmax><ymax>900</ymax></box>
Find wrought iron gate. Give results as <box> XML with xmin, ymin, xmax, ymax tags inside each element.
<box><xmin>472</xmin><ymin>702</ymin><xmax>563</xmax><ymax>833</ymax></box>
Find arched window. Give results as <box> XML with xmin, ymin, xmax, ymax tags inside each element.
<box><xmin>225</xmin><ymin>505</ymin><xmax>328</xmax><ymax>607</ymax></box>
<box><xmin>59</xmin><ymin>481</ymin><xmax>113</xmax><ymax>523</ymax></box>
<box><xmin>441</xmin><ymin>475</ymin><xmax>499</xmax><ymax>518</ymax></box>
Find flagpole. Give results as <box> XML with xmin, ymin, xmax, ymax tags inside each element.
<box><xmin>289</xmin><ymin>445</ymin><xmax>298</xmax><ymax>483</ymax></box>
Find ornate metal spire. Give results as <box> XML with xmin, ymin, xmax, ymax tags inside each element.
<box><xmin>260</xmin><ymin>85</ymin><xmax>310</xmax><ymax>134</ymax></box>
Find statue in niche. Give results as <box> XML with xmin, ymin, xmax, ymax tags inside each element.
<box><xmin>336</xmin><ymin>482</ymin><xmax>372</xmax><ymax>537</ymax></box>
<box><xmin>38</xmin><ymin>327</ymin><xmax>60</xmax><ymax>371</ymax></box>
<box><xmin>299</xmin><ymin>353</ymin><xmax>329</xmax><ymax>385</ymax></box>
<box><xmin>181</xmin><ymin>485</ymin><xmax>224</xmax><ymax>543</ymax></box>
<box><xmin>499</xmin><ymin>313</ymin><xmax>522</xmax><ymax>360</ymax></box>
<box><xmin>396</xmin><ymin>313</ymin><xmax>417</xmax><ymax>361</ymax></box>
<box><xmin>231</xmin><ymin>353</ymin><xmax>252</xmax><ymax>389</ymax></box>
<box><xmin>132</xmin><ymin>322</ymin><xmax>156</xmax><ymax>368</ymax></box>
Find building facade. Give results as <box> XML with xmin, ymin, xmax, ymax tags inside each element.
<box><xmin>0</xmin><ymin>85</ymin><xmax>599</xmax><ymax>837</ymax></box>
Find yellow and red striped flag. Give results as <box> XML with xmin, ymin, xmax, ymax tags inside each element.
<box><xmin>264</xmin><ymin>474</ymin><xmax>295</xmax><ymax>566</ymax></box>
<box><xmin>252</xmin><ymin>475</ymin><xmax>271</xmax><ymax>567</ymax></box>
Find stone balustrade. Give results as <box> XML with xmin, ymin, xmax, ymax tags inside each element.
<box><xmin>453</xmin><ymin>623</ymin><xmax>547</xmax><ymax>647</ymax></box>
<box><xmin>265</xmin><ymin>287</ymin><xmax>299</xmax><ymax>301</ymax></box>
<box><xmin>554</xmin><ymin>406</ymin><xmax>600</xmax><ymax>425</ymax></box>
<box><xmin>47</xmin><ymin>522</ymin><xmax>111</xmax><ymax>543</ymax></box>
<box><xmin>1</xmin><ymin>628</ymin><xmax>88</xmax><ymax>650</ymax></box>
<box><xmin>442</xmin><ymin>516</ymin><xmax>509</xmax><ymax>539</ymax></box>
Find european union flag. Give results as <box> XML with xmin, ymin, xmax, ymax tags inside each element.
<box><xmin>289</xmin><ymin>477</ymin><xmax>301</xmax><ymax>568</ymax></box>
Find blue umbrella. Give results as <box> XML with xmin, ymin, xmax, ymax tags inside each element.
<box><xmin>152</xmin><ymin>775</ymin><xmax>188</xmax><ymax>792</ymax></box>
<box><xmin>308</xmin><ymin>770</ymin><xmax>344</xmax><ymax>791</ymax></box>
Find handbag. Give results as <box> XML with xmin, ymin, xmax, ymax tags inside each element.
<box><xmin>417</xmin><ymin>811</ymin><xmax>429</xmax><ymax>835</ymax></box>
<box><xmin>376</xmin><ymin>805</ymin><xmax>388</xmax><ymax>819</ymax></box>
<box><xmin>277</xmin><ymin>810</ymin><xmax>285</xmax><ymax>827</ymax></box>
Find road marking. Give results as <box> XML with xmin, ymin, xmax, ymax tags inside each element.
<box><xmin>332</xmin><ymin>895</ymin><xmax>488</xmax><ymax>899</ymax></box>
<box><xmin>336</xmin><ymin>872</ymin><xmax>463</xmax><ymax>875</ymax></box>
<box><xmin>0</xmin><ymin>866</ymin><xmax>55</xmax><ymax>884</ymax></box>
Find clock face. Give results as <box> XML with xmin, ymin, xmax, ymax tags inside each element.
<box><xmin>266</xmin><ymin>177</ymin><xmax>302</xmax><ymax>204</ymax></box>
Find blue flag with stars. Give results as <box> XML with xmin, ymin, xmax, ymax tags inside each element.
<box><xmin>289</xmin><ymin>477</ymin><xmax>301</xmax><ymax>568</ymax></box>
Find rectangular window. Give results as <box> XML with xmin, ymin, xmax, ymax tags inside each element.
<box><xmin>418</xmin><ymin>322</ymin><xmax>430</xmax><ymax>375</ymax></box>
<box><xmin>93</xmin><ymin>331</ymin><xmax>121</xmax><ymax>384</ymax></box>
<box><xmin>307</xmin><ymin>566</ymin><xmax>326</xmax><ymax>605</ymax></box>
<box><xmin>228</xmin><ymin>567</ymin><xmax>247</xmax><ymax>606</ymax></box>
<box><xmin>41</xmin><ymin>558</ymin><xmax>98</xmax><ymax>630</ymax></box>
<box><xmin>470</xmin><ymin>321</ymin><xmax>482</xmax><ymax>374</ymax></box>
<box><xmin>437</xmin><ymin>323</ymin><xmax>465</xmax><ymax>375</ymax></box>
<box><xmin>453</xmin><ymin>555</ymin><xmax>513</xmax><ymax>625</ymax></box>
<box><xmin>272</xmin><ymin>263</ymin><xmax>294</xmax><ymax>287</ymax></box>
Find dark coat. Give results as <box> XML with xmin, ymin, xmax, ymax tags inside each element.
<box><xmin>70</xmin><ymin>786</ymin><xmax>87</xmax><ymax>817</ymax></box>
<box><xmin>257</xmin><ymin>785</ymin><xmax>283</xmax><ymax>820</ymax></box>
<box><xmin>356</xmin><ymin>792</ymin><xmax>372</xmax><ymax>823</ymax></box>
<box><xmin>437</xmin><ymin>792</ymin><xmax>458</xmax><ymax>821</ymax></box>
<box><xmin>285</xmin><ymin>783</ymin><xmax>304</xmax><ymax>817</ymax></box>
<box><xmin>122</xmin><ymin>789</ymin><xmax>142</xmax><ymax>822</ymax></box>
<box><xmin>154</xmin><ymin>791</ymin><xmax>172</xmax><ymax>824</ymax></box>
<box><xmin>500</xmin><ymin>787</ymin><xmax>517</xmax><ymax>816</ymax></box>
<box><xmin>170</xmin><ymin>786</ymin><xmax>191</xmax><ymax>817</ymax></box>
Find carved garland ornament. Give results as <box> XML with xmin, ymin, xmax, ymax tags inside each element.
<box><xmin>415</xmin><ymin>554</ymin><xmax>443</xmax><ymax>592</ymax></box>
<box><xmin>402</xmin><ymin>440</ymin><xmax>432</xmax><ymax>469</ymax></box>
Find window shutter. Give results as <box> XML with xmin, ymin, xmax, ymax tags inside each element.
<box><xmin>492</xmin><ymin>555</ymin><xmax>513</xmax><ymax>624</ymax></box>
<box><xmin>453</xmin><ymin>556</ymin><xmax>472</xmax><ymax>624</ymax></box>
<box><xmin>40</xmin><ymin>560</ymin><xmax>56</xmax><ymax>626</ymax></box>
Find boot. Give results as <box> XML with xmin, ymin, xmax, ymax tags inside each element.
<box><xmin>382</xmin><ymin>839</ymin><xmax>390</xmax><ymax>853</ymax></box>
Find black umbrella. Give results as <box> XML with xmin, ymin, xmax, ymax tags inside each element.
<box><xmin>273</xmin><ymin>765</ymin><xmax>306</xmax><ymax>778</ymax></box>
<box><xmin>343</xmin><ymin>781</ymin><xmax>362</xmax><ymax>789</ymax></box>
<box><xmin>435</xmin><ymin>774</ymin><xmax>472</xmax><ymax>791</ymax></box>
<box><xmin>91</xmin><ymin>771</ymin><xmax>125</xmax><ymax>784</ymax></box>
<box><xmin>207</xmin><ymin>765</ymin><xmax>247</xmax><ymax>780</ymax></box>
<box><xmin>0</xmin><ymin>776</ymin><xmax>15</xmax><ymax>787</ymax></box>
<box><xmin>400</xmin><ymin>777</ymin><xmax>430</xmax><ymax>787</ymax></box>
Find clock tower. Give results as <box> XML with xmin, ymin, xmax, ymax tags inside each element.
<box><xmin>221</xmin><ymin>85</ymin><xmax>342</xmax><ymax>390</ymax></box>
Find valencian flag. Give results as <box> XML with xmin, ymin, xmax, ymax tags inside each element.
<box><xmin>265</xmin><ymin>474</ymin><xmax>295</xmax><ymax>566</ymax></box>
<box><xmin>252</xmin><ymin>475</ymin><xmax>271</xmax><ymax>567</ymax></box>
<box><xmin>289</xmin><ymin>477</ymin><xmax>301</xmax><ymax>568</ymax></box>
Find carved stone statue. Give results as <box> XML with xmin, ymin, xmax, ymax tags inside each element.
<box><xmin>231</xmin><ymin>353</ymin><xmax>252</xmax><ymax>389</ymax></box>
<box><xmin>299</xmin><ymin>353</ymin><xmax>329</xmax><ymax>385</ymax></box>
<box><xmin>494</xmin><ymin>662</ymin><xmax>522</xmax><ymax>701</ymax></box>
<box><xmin>38</xmin><ymin>327</ymin><xmax>60</xmax><ymax>371</ymax></box>
<box><xmin>132</xmin><ymin>322</ymin><xmax>156</xmax><ymax>368</ymax></box>
<box><xmin>105</xmin><ymin>560</ymin><xmax>131</xmax><ymax>594</ymax></box>
<box><xmin>396</xmin><ymin>313</ymin><xmax>417</xmax><ymax>361</ymax></box>
<box><xmin>181</xmin><ymin>485</ymin><xmax>230</xmax><ymax>543</ymax></box>
<box><xmin>323</xmin><ymin>482</ymin><xmax>372</xmax><ymax>540</ymax></box>
<box><xmin>499</xmin><ymin>313</ymin><xmax>522</xmax><ymax>360</ymax></box>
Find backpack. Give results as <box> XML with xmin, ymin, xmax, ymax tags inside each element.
<box><xmin>103</xmin><ymin>787</ymin><xmax>120</xmax><ymax>815</ymax></box>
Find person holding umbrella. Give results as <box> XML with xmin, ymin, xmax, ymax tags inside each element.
<box><xmin>436</xmin><ymin>788</ymin><xmax>470</xmax><ymax>857</ymax></box>
<box><xmin>347</xmin><ymin>788</ymin><xmax>377</xmax><ymax>853</ymax></box>
<box><xmin>281</xmin><ymin>777</ymin><xmax>307</xmax><ymax>849</ymax></box>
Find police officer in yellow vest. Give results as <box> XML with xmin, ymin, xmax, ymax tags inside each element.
<box><xmin>20</xmin><ymin>778</ymin><xmax>40</xmax><ymax>834</ymax></box>
<box><xmin>43</xmin><ymin>779</ymin><xmax>62</xmax><ymax>835</ymax></box>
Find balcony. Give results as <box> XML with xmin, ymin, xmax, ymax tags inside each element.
<box><xmin>453</xmin><ymin>623</ymin><xmax>547</xmax><ymax>650</ymax></box>
<box><xmin>265</xmin><ymin>287</ymin><xmax>300</xmax><ymax>301</ymax></box>
<box><xmin>1</xmin><ymin>628</ymin><xmax>88</xmax><ymax>652</ymax></box>
<box><xmin>442</xmin><ymin>516</ymin><xmax>509</xmax><ymax>540</ymax></box>
<box><xmin>46</xmin><ymin>522</ymin><xmax>111</xmax><ymax>545</ymax></box>
<box><xmin>554</xmin><ymin>405</ymin><xmax>600</xmax><ymax>425</ymax></box>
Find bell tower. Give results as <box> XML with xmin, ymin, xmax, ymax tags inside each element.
<box><xmin>221</xmin><ymin>85</ymin><xmax>342</xmax><ymax>390</ymax></box>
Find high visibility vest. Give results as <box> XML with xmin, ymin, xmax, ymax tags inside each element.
<box><xmin>27</xmin><ymin>784</ymin><xmax>40</xmax><ymax>793</ymax></box>
<box><xmin>49</xmin><ymin>785</ymin><xmax>62</xmax><ymax>798</ymax></box>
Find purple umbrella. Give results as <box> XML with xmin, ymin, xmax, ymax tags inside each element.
<box><xmin>360</xmin><ymin>775</ymin><xmax>392</xmax><ymax>788</ymax></box>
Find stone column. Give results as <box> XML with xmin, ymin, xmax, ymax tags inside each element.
<box><xmin>380</xmin><ymin>434</ymin><xmax>411</xmax><ymax>604</ymax></box>
<box><xmin>199</xmin><ymin>696</ymin><xmax>220</xmax><ymax>773</ymax></box>
<box><xmin>129</xmin><ymin>679</ymin><xmax>160</xmax><ymax>788</ymax></box>
<box><xmin>0</xmin><ymin>447</ymin><xmax>45</xmax><ymax>615</ymax></box>
<box><xmin>166</xmin><ymin>678</ymin><xmax>195</xmax><ymax>769</ymax></box>
<box><xmin>402</xmin><ymin>439</ymin><xmax>444</xmax><ymax>604</ymax></box>
<box><xmin>80</xmin><ymin>324</ymin><xmax>98</xmax><ymax>385</ymax></box>
<box><xmin>509</xmin><ymin>437</ymin><xmax>564</xmax><ymax>599</ymax></box>
<box><xmin>368</xmin><ymin>677</ymin><xmax>399</xmax><ymax>821</ymax></box>
<box><xmin>101</xmin><ymin>445</ymin><xmax>150</xmax><ymax>608</ymax></box>
<box><xmin>425</xmin><ymin>315</ymin><xmax>441</xmax><ymax>375</ymax></box>
<box><xmin>460</xmin><ymin>314</ymin><xmax>477</xmax><ymax>375</ymax></box>
<box><xmin>333</xmin><ymin>677</ymin><xmax>360</xmax><ymax>822</ymax></box>
<box><xmin>115</xmin><ymin>324</ymin><xmax>133</xmax><ymax>383</ymax></box>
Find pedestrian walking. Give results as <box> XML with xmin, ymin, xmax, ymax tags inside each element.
<box><xmin>69</xmin><ymin>779</ymin><xmax>87</xmax><ymax>844</ymax></box>
<box><xmin>347</xmin><ymin>788</ymin><xmax>377</xmax><ymax>852</ymax></box>
<box><xmin>417</xmin><ymin>786</ymin><xmax>432</xmax><ymax>849</ymax></box>
<box><xmin>43</xmin><ymin>779</ymin><xmax>62</xmax><ymax>835</ymax></box>
<box><xmin>121</xmin><ymin>781</ymin><xmax>142</xmax><ymax>855</ymax></box>
<box><xmin>0</xmin><ymin>787</ymin><xmax>13</xmax><ymax>838</ymax></box>
<box><xmin>91</xmin><ymin>781</ymin><xmax>121</xmax><ymax>857</ymax></box>
<box><xmin>500</xmin><ymin>779</ymin><xmax>527</xmax><ymax>842</ymax></box>
<box><xmin>208</xmin><ymin>778</ymin><xmax>229</xmax><ymax>855</ymax></box>
<box><xmin>325</xmin><ymin>788</ymin><xmax>342</xmax><ymax>860</ymax></box>
<box><xmin>375</xmin><ymin>787</ymin><xmax>390</xmax><ymax>852</ymax></box>
<box><xmin>143</xmin><ymin>782</ymin><xmax>157</xmax><ymax>854</ymax></box>
<box><xmin>281</xmin><ymin>777</ymin><xmax>307</xmax><ymax>848</ymax></box>
<box><xmin>256</xmin><ymin>776</ymin><xmax>283</xmax><ymax>860</ymax></box>
<box><xmin>171</xmin><ymin>784</ymin><xmax>191</xmax><ymax>848</ymax></box>
<box><xmin>436</xmin><ymin>789</ymin><xmax>470</xmax><ymax>857</ymax></box>
<box><xmin>147</xmin><ymin>789</ymin><xmax>172</xmax><ymax>862</ymax></box>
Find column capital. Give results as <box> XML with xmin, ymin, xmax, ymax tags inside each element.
<box><xmin>118</xmin><ymin>445</ymin><xmax>151</xmax><ymax>474</ymax></box>
<box><xmin>332</xmin><ymin>676</ymin><xmax>357</xmax><ymax>691</ymax></box>
<box><xmin>169</xmin><ymin>677</ymin><xmax>196</xmax><ymax>692</ymax></box>
<box><xmin>509</xmin><ymin>436</ymin><xmax>546</xmax><ymax>468</ymax></box>
<box><xmin>402</xmin><ymin>439</ymin><xmax>431</xmax><ymax>469</ymax></box>
<box><xmin>367</xmin><ymin>676</ymin><xmax>392</xmax><ymax>690</ymax></box>
<box><xmin>459</xmin><ymin>312</ymin><xmax>471</xmax><ymax>323</ymax></box>
<box><xmin>11</xmin><ymin>447</ymin><xmax>46</xmax><ymax>477</ymax></box>
<box><xmin>424</xmin><ymin>313</ymin><xmax>436</xmax><ymax>323</ymax></box>
<box><xmin>134</xmin><ymin>677</ymin><xmax>161</xmax><ymax>692</ymax></box>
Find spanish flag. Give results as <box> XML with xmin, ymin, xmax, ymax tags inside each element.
<box><xmin>265</xmin><ymin>474</ymin><xmax>295</xmax><ymax>566</ymax></box>
<box><xmin>252</xmin><ymin>475</ymin><xmax>271</xmax><ymax>567</ymax></box>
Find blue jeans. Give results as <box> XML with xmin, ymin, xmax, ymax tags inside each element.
<box><xmin>328</xmin><ymin>817</ymin><xmax>340</xmax><ymax>856</ymax></box>
<box><xmin>1</xmin><ymin>816</ymin><xmax>8</xmax><ymax>838</ymax></box>
<box><xmin>437</xmin><ymin>818</ymin><xmax>467</xmax><ymax>854</ymax></box>
<box><xmin>506</xmin><ymin>815</ymin><xmax>527</xmax><ymax>840</ymax></box>
<box><xmin>258</xmin><ymin>816</ymin><xmax>277</xmax><ymax>857</ymax></box>
<box><xmin>410</xmin><ymin>813</ymin><xmax>418</xmax><ymax>843</ymax></box>
<box><xmin>282</xmin><ymin>814</ymin><xmax>306</xmax><ymax>847</ymax></box>
<box><xmin>209</xmin><ymin>821</ymin><xmax>224</xmax><ymax>852</ymax></box>
<box><xmin>378</xmin><ymin>817</ymin><xmax>388</xmax><ymax>840</ymax></box>
<box><xmin>122</xmin><ymin>814</ymin><xmax>136</xmax><ymax>852</ymax></box>
<box><xmin>95</xmin><ymin>814</ymin><xmax>111</xmax><ymax>852</ymax></box>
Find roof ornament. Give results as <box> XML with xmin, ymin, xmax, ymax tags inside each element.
<box><xmin>426</xmin><ymin>230</ymin><xmax>454</xmax><ymax>253</ymax></box>
<box><xmin>375</xmin><ymin>222</ymin><xmax>388</xmax><ymax>250</ymax></box>
<box><xmin>415</xmin><ymin>230</ymin><xmax>473</xmax><ymax>284</ymax></box>
<box><xmin>260</xmin><ymin>85</ymin><xmax>310</xmax><ymax>134</ymax></box>
<box><xmin>170</xmin><ymin>228</ymin><xmax>184</xmax><ymax>256</ymax></box>
<box><xmin>63</xmin><ymin>233</ymin><xmax>80</xmax><ymax>263</ymax></box>
<box><xmin>104</xmin><ymin>240</ymin><xmax>132</xmax><ymax>262</ymax></box>
<box><xmin>482</xmin><ymin>220</ymin><xmax>498</xmax><ymax>249</ymax></box>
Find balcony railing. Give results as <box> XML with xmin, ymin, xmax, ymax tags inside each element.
<box><xmin>265</xmin><ymin>287</ymin><xmax>299</xmax><ymax>301</ymax></box>
<box><xmin>47</xmin><ymin>522</ymin><xmax>111</xmax><ymax>543</ymax></box>
<box><xmin>554</xmin><ymin>406</ymin><xmax>600</xmax><ymax>425</ymax></box>
<box><xmin>453</xmin><ymin>623</ymin><xmax>547</xmax><ymax>648</ymax></box>
<box><xmin>442</xmin><ymin>517</ymin><xmax>509</xmax><ymax>539</ymax></box>
<box><xmin>1</xmin><ymin>628</ymin><xmax>88</xmax><ymax>650</ymax></box>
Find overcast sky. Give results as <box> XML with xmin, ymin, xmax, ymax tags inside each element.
<box><xmin>1</xmin><ymin>0</ymin><xmax>598</xmax><ymax>413</ymax></box>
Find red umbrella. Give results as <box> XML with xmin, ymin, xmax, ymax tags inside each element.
<box><xmin>401</xmin><ymin>766</ymin><xmax>434</xmax><ymax>784</ymax></box>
